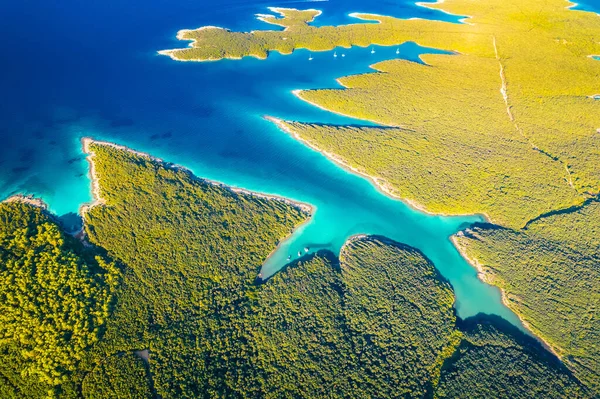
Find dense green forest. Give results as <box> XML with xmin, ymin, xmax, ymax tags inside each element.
<box><xmin>436</xmin><ymin>317</ymin><xmax>585</xmax><ymax>398</ymax></box>
<box><xmin>0</xmin><ymin>201</ymin><xmax>119</xmax><ymax>398</ymax></box>
<box><xmin>83</xmin><ymin>142</ymin><xmax>309</xmax><ymax>398</ymax></box>
<box><xmin>158</xmin><ymin>0</ymin><xmax>600</xmax><ymax>393</ymax></box>
<box><xmin>0</xmin><ymin>142</ymin><xmax>591</xmax><ymax>397</ymax></box>
<box><xmin>81</xmin><ymin>353</ymin><xmax>153</xmax><ymax>399</ymax></box>
<box><xmin>455</xmin><ymin>201</ymin><xmax>600</xmax><ymax>392</ymax></box>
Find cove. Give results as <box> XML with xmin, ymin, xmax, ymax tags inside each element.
<box><xmin>0</xmin><ymin>1</ymin><xmax>522</xmax><ymax>326</ymax></box>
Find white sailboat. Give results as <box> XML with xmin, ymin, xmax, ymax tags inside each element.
<box><xmin>334</xmin><ymin>51</ymin><xmax>337</xmax><ymax>58</ymax></box>
<box><xmin>371</xmin><ymin>47</ymin><xmax>375</xmax><ymax>54</ymax></box>
<box><xmin>308</xmin><ymin>53</ymin><xmax>313</xmax><ymax>61</ymax></box>
<box><xmin>396</xmin><ymin>47</ymin><xmax>400</xmax><ymax>54</ymax></box>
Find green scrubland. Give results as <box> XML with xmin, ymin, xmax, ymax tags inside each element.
<box><xmin>0</xmin><ymin>142</ymin><xmax>589</xmax><ymax>397</ymax></box>
<box><xmin>160</xmin><ymin>0</ymin><xmax>600</xmax><ymax>391</ymax></box>
<box><xmin>161</xmin><ymin>0</ymin><xmax>600</xmax><ymax>226</ymax></box>
<box><xmin>81</xmin><ymin>353</ymin><xmax>153</xmax><ymax>399</ymax></box>
<box><xmin>455</xmin><ymin>201</ymin><xmax>600</xmax><ymax>392</ymax></box>
<box><xmin>0</xmin><ymin>201</ymin><xmax>118</xmax><ymax>397</ymax></box>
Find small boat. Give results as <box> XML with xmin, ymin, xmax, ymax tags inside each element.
<box><xmin>396</xmin><ymin>48</ymin><xmax>400</xmax><ymax>54</ymax></box>
<box><xmin>287</xmin><ymin>255</ymin><xmax>291</xmax><ymax>260</ymax></box>
<box><xmin>298</xmin><ymin>251</ymin><xmax>302</xmax><ymax>257</ymax></box>
<box><xmin>341</xmin><ymin>53</ymin><xmax>346</xmax><ymax>57</ymax></box>
<box><xmin>304</xmin><ymin>247</ymin><xmax>309</xmax><ymax>252</ymax></box>
<box><xmin>334</xmin><ymin>51</ymin><xmax>337</xmax><ymax>58</ymax></box>
<box><xmin>371</xmin><ymin>47</ymin><xmax>375</xmax><ymax>54</ymax></box>
<box><xmin>308</xmin><ymin>54</ymin><xmax>313</xmax><ymax>61</ymax></box>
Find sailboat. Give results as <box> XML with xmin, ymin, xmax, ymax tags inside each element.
<box><xmin>334</xmin><ymin>51</ymin><xmax>337</xmax><ymax>58</ymax></box>
<box><xmin>341</xmin><ymin>53</ymin><xmax>346</xmax><ymax>57</ymax></box>
<box><xmin>396</xmin><ymin>47</ymin><xmax>400</xmax><ymax>54</ymax></box>
<box><xmin>308</xmin><ymin>53</ymin><xmax>313</xmax><ymax>61</ymax></box>
<box><xmin>371</xmin><ymin>47</ymin><xmax>376</xmax><ymax>54</ymax></box>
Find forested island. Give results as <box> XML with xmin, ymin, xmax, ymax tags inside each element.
<box><xmin>159</xmin><ymin>0</ymin><xmax>600</xmax><ymax>393</ymax></box>
<box><xmin>0</xmin><ymin>141</ymin><xmax>590</xmax><ymax>398</ymax></box>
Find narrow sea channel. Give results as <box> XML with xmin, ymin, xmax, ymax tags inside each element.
<box><xmin>3</xmin><ymin>0</ymin><xmax>575</xmax><ymax>327</ymax></box>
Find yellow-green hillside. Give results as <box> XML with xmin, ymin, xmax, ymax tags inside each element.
<box><xmin>454</xmin><ymin>201</ymin><xmax>600</xmax><ymax>392</ymax></box>
<box><xmin>161</xmin><ymin>0</ymin><xmax>600</xmax><ymax>228</ymax></box>
<box><xmin>0</xmin><ymin>144</ymin><xmax>591</xmax><ymax>398</ymax></box>
<box><xmin>160</xmin><ymin>0</ymin><xmax>600</xmax><ymax>392</ymax></box>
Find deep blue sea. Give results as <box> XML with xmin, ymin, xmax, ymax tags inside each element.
<box><xmin>1</xmin><ymin>0</ymin><xmax>598</xmax><ymax>326</ymax></box>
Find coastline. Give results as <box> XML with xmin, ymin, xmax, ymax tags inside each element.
<box><xmin>256</xmin><ymin>7</ymin><xmax>323</xmax><ymax>30</ymax></box>
<box><xmin>3</xmin><ymin>194</ymin><xmax>48</xmax><ymax>209</ymax></box>
<box><xmin>82</xmin><ymin>138</ymin><xmax>316</xmax><ymax>274</ymax></box>
<box><xmin>157</xmin><ymin>26</ymin><xmax>249</xmax><ymax>62</ymax></box>
<box><xmin>80</xmin><ymin>138</ymin><xmax>314</xmax><ymax>216</ymax></box>
<box><xmin>80</xmin><ymin>138</ymin><xmax>107</xmax><ymax>218</ymax></box>
<box><xmin>337</xmin><ymin>233</ymin><xmax>369</xmax><ymax>264</ymax></box>
<box><xmin>291</xmin><ymin>89</ymin><xmax>399</xmax><ymax>128</ymax></box>
<box><xmin>414</xmin><ymin>0</ymin><xmax>473</xmax><ymax>24</ymax></box>
<box><xmin>265</xmin><ymin>115</ymin><xmax>490</xmax><ymax>221</ymax></box>
<box><xmin>157</xmin><ymin>6</ymin><xmax>440</xmax><ymax>63</ymax></box>
<box><xmin>450</xmin><ymin>235</ymin><xmax>562</xmax><ymax>359</ymax></box>
<box><xmin>266</xmin><ymin>114</ymin><xmax>566</xmax><ymax>357</ymax></box>
<box><xmin>258</xmin><ymin>210</ymin><xmax>315</xmax><ymax>281</ymax></box>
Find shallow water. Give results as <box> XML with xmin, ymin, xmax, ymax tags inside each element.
<box><xmin>3</xmin><ymin>0</ymin><xmax>598</xmax><ymax>326</ymax></box>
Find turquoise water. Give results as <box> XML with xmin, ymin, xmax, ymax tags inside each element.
<box><xmin>6</xmin><ymin>0</ymin><xmax>599</xmax><ymax>327</ymax></box>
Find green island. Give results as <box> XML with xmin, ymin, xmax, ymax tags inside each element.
<box><xmin>159</xmin><ymin>0</ymin><xmax>600</xmax><ymax>392</ymax></box>
<box><xmin>0</xmin><ymin>142</ymin><xmax>589</xmax><ymax>398</ymax></box>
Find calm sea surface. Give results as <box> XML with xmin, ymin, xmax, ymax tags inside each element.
<box><xmin>1</xmin><ymin>0</ymin><xmax>598</xmax><ymax>324</ymax></box>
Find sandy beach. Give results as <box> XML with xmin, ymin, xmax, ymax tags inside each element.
<box><xmin>3</xmin><ymin>194</ymin><xmax>48</xmax><ymax>209</ymax></box>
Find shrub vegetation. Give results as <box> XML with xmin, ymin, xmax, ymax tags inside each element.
<box><xmin>0</xmin><ymin>143</ymin><xmax>590</xmax><ymax>397</ymax></box>
<box><xmin>455</xmin><ymin>201</ymin><xmax>600</xmax><ymax>392</ymax></box>
<box><xmin>159</xmin><ymin>0</ymin><xmax>600</xmax><ymax>391</ymax></box>
<box><xmin>0</xmin><ymin>201</ymin><xmax>118</xmax><ymax>397</ymax></box>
